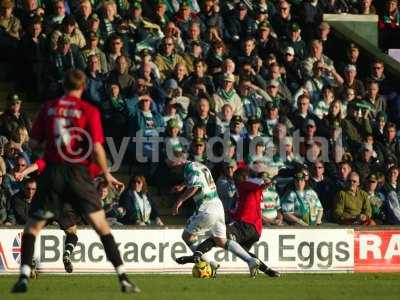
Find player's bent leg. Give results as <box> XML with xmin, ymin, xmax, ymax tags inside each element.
<box><xmin>86</xmin><ymin>210</ymin><xmax>140</xmax><ymax>293</ymax></box>
<box><xmin>176</xmin><ymin>231</ymin><xmax>200</xmax><ymax>264</ymax></box>
<box><xmin>63</xmin><ymin>225</ymin><xmax>78</xmax><ymax>273</ymax></box>
<box><xmin>12</xmin><ymin>218</ymin><xmax>47</xmax><ymax>293</ymax></box>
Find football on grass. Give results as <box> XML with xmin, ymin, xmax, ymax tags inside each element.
<box><xmin>192</xmin><ymin>261</ymin><xmax>213</xmax><ymax>278</ymax></box>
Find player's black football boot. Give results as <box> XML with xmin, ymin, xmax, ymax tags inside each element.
<box><xmin>11</xmin><ymin>276</ymin><xmax>28</xmax><ymax>293</ymax></box>
<box><xmin>119</xmin><ymin>274</ymin><xmax>141</xmax><ymax>293</ymax></box>
<box><xmin>264</xmin><ymin>267</ymin><xmax>281</xmax><ymax>278</ymax></box>
<box><xmin>63</xmin><ymin>254</ymin><xmax>73</xmax><ymax>273</ymax></box>
<box><xmin>175</xmin><ymin>255</ymin><xmax>196</xmax><ymax>264</ymax></box>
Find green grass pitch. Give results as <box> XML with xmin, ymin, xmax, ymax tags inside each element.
<box><xmin>1</xmin><ymin>273</ymin><xmax>400</xmax><ymax>300</ymax></box>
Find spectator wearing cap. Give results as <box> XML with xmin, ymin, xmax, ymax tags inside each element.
<box><xmin>216</xmin><ymin>159</ymin><xmax>238</xmax><ymax>220</ymax></box>
<box><xmin>183</xmin><ymin>58</ymin><xmax>215</xmax><ymax>95</ymax></box>
<box><xmin>281</xmin><ymin>23</ymin><xmax>307</xmax><ymax>61</ymax></box>
<box><xmin>0</xmin><ymin>94</ymin><xmax>31</xmax><ymax>139</ymax></box>
<box><xmin>154</xmin><ymin>37</ymin><xmax>185</xmax><ymax>81</ymax></box>
<box><xmin>82</xmin><ymin>32</ymin><xmax>108</xmax><ymax>73</ymax></box>
<box><xmin>224</xmin><ymin>2</ymin><xmax>256</xmax><ymax>44</ymax></box>
<box><xmin>271</xmin><ymin>0</ymin><xmax>294</xmax><ymax>40</ymax></box>
<box><xmin>213</xmin><ymin>72</ymin><xmax>244</xmax><ymax>117</ymax></box>
<box><xmin>107</xmin><ymin>55</ymin><xmax>134</xmax><ymax>97</ymax></box>
<box><xmin>342</xmin><ymin>101</ymin><xmax>373</xmax><ymax>152</ymax></box>
<box><xmin>256</xmin><ymin>21</ymin><xmax>280</xmax><ymax>61</ymax></box>
<box><xmin>263</xmin><ymin>79</ymin><xmax>291</xmax><ymax>112</ymax></box>
<box><xmin>383</xmin><ymin>166</ymin><xmax>400</xmax><ymax>224</ymax></box>
<box><xmin>183</xmin><ymin>96</ymin><xmax>217</xmax><ymax>139</ymax></box>
<box><xmin>365</xmin><ymin>80</ymin><xmax>386</xmax><ymax>119</ymax></box>
<box><xmin>376</xmin><ymin>122</ymin><xmax>400</xmax><ymax>166</ymax></box>
<box><xmin>364</xmin><ymin>173</ymin><xmax>386</xmax><ymax>224</ymax></box>
<box><xmin>334</xmin><ymin>171</ymin><xmax>374</xmax><ymax>225</ymax></box>
<box><xmin>338</xmin><ymin>64</ymin><xmax>365</xmax><ymax>100</ymax></box>
<box><xmin>282</xmin><ymin>171</ymin><xmax>323</xmax><ymax>226</ymax></box>
<box><xmin>17</xmin><ymin>16</ymin><xmax>48</xmax><ymax>98</ymax></box>
<box><xmin>84</xmin><ymin>54</ymin><xmax>107</xmax><ymax>105</ymax></box>
<box><xmin>281</xmin><ymin>46</ymin><xmax>303</xmax><ymax>93</ymax></box>
<box><xmin>51</xmin><ymin>15</ymin><xmax>86</xmax><ymax>50</ymax></box>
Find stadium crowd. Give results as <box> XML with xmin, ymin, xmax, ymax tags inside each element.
<box><xmin>0</xmin><ymin>0</ymin><xmax>400</xmax><ymax>227</ymax></box>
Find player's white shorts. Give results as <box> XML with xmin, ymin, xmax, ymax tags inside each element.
<box><xmin>185</xmin><ymin>200</ymin><xmax>226</xmax><ymax>238</ymax></box>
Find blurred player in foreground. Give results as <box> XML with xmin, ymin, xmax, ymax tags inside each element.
<box><xmin>12</xmin><ymin>69</ymin><xmax>140</xmax><ymax>294</ymax></box>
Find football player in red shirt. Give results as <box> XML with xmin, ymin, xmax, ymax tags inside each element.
<box><xmin>12</xmin><ymin>69</ymin><xmax>140</xmax><ymax>294</ymax></box>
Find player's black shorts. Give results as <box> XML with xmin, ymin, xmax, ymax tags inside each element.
<box><xmin>56</xmin><ymin>202</ymin><xmax>83</xmax><ymax>230</ymax></box>
<box><xmin>227</xmin><ymin>221</ymin><xmax>260</xmax><ymax>252</ymax></box>
<box><xmin>30</xmin><ymin>163</ymin><xmax>101</xmax><ymax>221</ymax></box>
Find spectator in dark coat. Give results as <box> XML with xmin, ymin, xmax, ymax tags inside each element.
<box><xmin>224</xmin><ymin>2</ymin><xmax>256</xmax><ymax>44</ymax></box>
<box><xmin>5</xmin><ymin>178</ymin><xmax>36</xmax><ymax>225</ymax></box>
<box><xmin>376</xmin><ymin>122</ymin><xmax>400</xmax><ymax>166</ymax></box>
<box><xmin>107</xmin><ymin>55</ymin><xmax>134</xmax><ymax>98</ymax></box>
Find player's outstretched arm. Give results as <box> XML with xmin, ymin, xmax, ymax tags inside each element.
<box><xmin>172</xmin><ymin>186</ymin><xmax>198</xmax><ymax>216</ymax></box>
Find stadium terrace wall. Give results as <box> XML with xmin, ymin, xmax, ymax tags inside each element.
<box><xmin>0</xmin><ymin>228</ymin><xmax>399</xmax><ymax>274</ymax></box>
